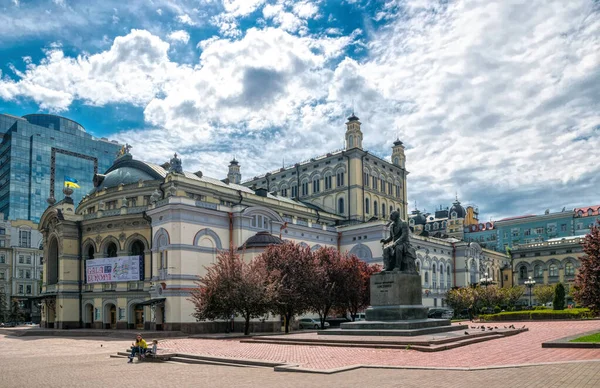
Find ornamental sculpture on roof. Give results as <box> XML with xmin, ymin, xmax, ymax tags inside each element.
<box><xmin>169</xmin><ymin>153</ymin><xmax>183</xmax><ymax>175</ymax></box>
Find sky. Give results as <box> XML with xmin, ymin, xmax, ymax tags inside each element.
<box><xmin>0</xmin><ymin>0</ymin><xmax>599</xmax><ymax>221</ymax></box>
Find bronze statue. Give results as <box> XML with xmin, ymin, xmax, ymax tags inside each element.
<box><xmin>380</xmin><ymin>210</ymin><xmax>417</xmax><ymax>273</ymax></box>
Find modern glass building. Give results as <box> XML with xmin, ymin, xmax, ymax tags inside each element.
<box><xmin>0</xmin><ymin>113</ymin><xmax>121</xmax><ymax>222</ymax></box>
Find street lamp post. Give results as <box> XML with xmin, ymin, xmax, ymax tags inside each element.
<box><xmin>481</xmin><ymin>272</ymin><xmax>493</xmax><ymax>289</ymax></box>
<box><xmin>524</xmin><ymin>276</ymin><xmax>536</xmax><ymax>307</ymax></box>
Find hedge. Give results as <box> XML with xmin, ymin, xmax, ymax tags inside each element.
<box><xmin>480</xmin><ymin>308</ymin><xmax>594</xmax><ymax>321</ymax></box>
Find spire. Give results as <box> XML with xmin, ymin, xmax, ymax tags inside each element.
<box><xmin>227</xmin><ymin>158</ymin><xmax>242</xmax><ymax>184</ymax></box>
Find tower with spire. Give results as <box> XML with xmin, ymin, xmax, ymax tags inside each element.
<box><xmin>391</xmin><ymin>139</ymin><xmax>405</xmax><ymax>168</ymax></box>
<box><xmin>227</xmin><ymin>158</ymin><xmax>241</xmax><ymax>184</ymax></box>
<box><xmin>345</xmin><ymin>113</ymin><xmax>363</xmax><ymax>150</ymax></box>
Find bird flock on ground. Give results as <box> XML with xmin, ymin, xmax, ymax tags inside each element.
<box><xmin>463</xmin><ymin>324</ymin><xmax>526</xmax><ymax>335</ymax></box>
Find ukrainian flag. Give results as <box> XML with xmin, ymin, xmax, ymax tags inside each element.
<box><xmin>64</xmin><ymin>176</ymin><xmax>80</xmax><ymax>189</ymax></box>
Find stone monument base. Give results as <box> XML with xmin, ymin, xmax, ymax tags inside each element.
<box><xmin>328</xmin><ymin>271</ymin><xmax>464</xmax><ymax>337</ymax></box>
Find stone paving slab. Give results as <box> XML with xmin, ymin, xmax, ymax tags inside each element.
<box><xmin>156</xmin><ymin>321</ymin><xmax>600</xmax><ymax>371</ymax></box>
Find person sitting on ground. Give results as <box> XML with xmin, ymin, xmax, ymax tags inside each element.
<box><xmin>147</xmin><ymin>340</ymin><xmax>158</xmax><ymax>356</ymax></box>
<box><xmin>128</xmin><ymin>334</ymin><xmax>147</xmax><ymax>363</ymax></box>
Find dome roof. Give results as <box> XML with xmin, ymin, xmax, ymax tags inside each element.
<box><xmin>347</xmin><ymin>113</ymin><xmax>360</xmax><ymax>122</ymax></box>
<box><xmin>240</xmin><ymin>231</ymin><xmax>283</xmax><ymax>249</ymax></box>
<box><xmin>411</xmin><ymin>210</ymin><xmax>427</xmax><ymax>225</ymax></box>
<box><xmin>449</xmin><ymin>200</ymin><xmax>466</xmax><ymax>219</ymax></box>
<box><xmin>93</xmin><ymin>157</ymin><xmax>166</xmax><ymax>192</ymax></box>
<box><xmin>95</xmin><ymin>167</ymin><xmax>156</xmax><ymax>191</ymax></box>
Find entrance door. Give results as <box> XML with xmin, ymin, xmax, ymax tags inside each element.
<box><xmin>110</xmin><ymin>306</ymin><xmax>117</xmax><ymax>329</ymax></box>
<box><xmin>135</xmin><ymin>308</ymin><xmax>144</xmax><ymax>330</ymax></box>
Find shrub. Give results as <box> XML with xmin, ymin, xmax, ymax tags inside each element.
<box><xmin>480</xmin><ymin>308</ymin><xmax>594</xmax><ymax>321</ymax></box>
<box><xmin>493</xmin><ymin>305</ymin><xmax>501</xmax><ymax>314</ymax></box>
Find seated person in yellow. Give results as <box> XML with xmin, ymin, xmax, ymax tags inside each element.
<box><xmin>128</xmin><ymin>334</ymin><xmax>147</xmax><ymax>363</ymax></box>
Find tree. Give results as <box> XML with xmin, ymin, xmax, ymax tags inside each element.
<box><xmin>308</xmin><ymin>247</ymin><xmax>344</xmax><ymax>329</ymax></box>
<box><xmin>188</xmin><ymin>248</ymin><xmax>277</xmax><ymax>335</ymax></box>
<box><xmin>258</xmin><ymin>242</ymin><xmax>316</xmax><ymax>333</ymax></box>
<box><xmin>500</xmin><ymin>286</ymin><xmax>526</xmax><ymax>309</ymax></box>
<box><xmin>339</xmin><ymin>256</ymin><xmax>381</xmax><ymax>321</ymax></box>
<box><xmin>445</xmin><ymin>287</ymin><xmax>476</xmax><ymax>317</ymax></box>
<box><xmin>8</xmin><ymin>299</ymin><xmax>24</xmax><ymax>324</ymax></box>
<box><xmin>0</xmin><ymin>290</ymin><xmax>7</xmax><ymax>323</ymax></box>
<box><xmin>573</xmin><ymin>222</ymin><xmax>600</xmax><ymax>314</ymax></box>
<box><xmin>553</xmin><ymin>283</ymin><xmax>565</xmax><ymax>310</ymax></box>
<box><xmin>533</xmin><ymin>284</ymin><xmax>555</xmax><ymax>306</ymax></box>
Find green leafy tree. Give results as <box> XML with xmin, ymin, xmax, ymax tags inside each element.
<box><xmin>8</xmin><ymin>299</ymin><xmax>24</xmax><ymax>324</ymax></box>
<box><xmin>445</xmin><ymin>287</ymin><xmax>476</xmax><ymax>317</ymax></box>
<box><xmin>533</xmin><ymin>284</ymin><xmax>555</xmax><ymax>306</ymax></box>
<box><xmin>553</xmin><ymin>283</ymin><xmax>565</xmax><ymax>310</ymax></box>
<box><xmin>0</xmin><ymin>290</ymin><xmax>8</xmax><ymax>323</ymax></box>
<box><xmin>188</xmin><ymin>248</ymin><xmax>278</xmax><ymax>335</ymax></box>
<box><xmin>501</xmin><ymin>286</ymin><xmax>525</xmax><ymax>309</ymax></box>
<box><xmin>573</xmin><ymin>222</ymin><xmax>600</xmax><ymax>314</ymax></box>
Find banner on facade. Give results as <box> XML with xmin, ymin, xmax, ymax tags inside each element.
<box><xmin>85</xmin><ymin>256</ymin><xmax>142</xmax><ymax>283</ymax></box>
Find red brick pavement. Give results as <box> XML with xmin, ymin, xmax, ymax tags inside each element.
<box><xmin>157</xmin><ymin>321</ymin><xmax>600</xmax><ymax>371</ymax></box>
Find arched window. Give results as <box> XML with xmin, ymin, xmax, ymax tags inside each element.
<box><xmin>291</xmin><ymin>183</ymin><xmax>298</xmax><ymax>198</ymax></box>
<box><xmin>158</xmin><ymin>234</ymin><xmax>168</xmax><ymax>270</ymax></box>
<box><xmin>424</xmin><ymin>271</ymin><xmax>429</xmax><ymax>284</ymax></box>
<box><xmin>447</xmin><ymin>265</ymin><xmax>451</xmax><ymax>288</ymax></box>
<box><xmin>106</xmin><ymin>242</ymin><xmax>117</xmax><ymax>258</ymax></box>
<box><xmin>588</xmin><ymin>209</ymin><xmax>593</xmax><ymax>216</ymax></box>
<box><xmin>470</xmin><ymin>263</ymin><xmax>477</xmax><ymax>284</ymax></box>
<box><xmin>47</xmin><ymin>238</ymin><xmax>59</xmax><ymax>285</ymax></box>
<box><xmin>442</xmin><ymin>221</ymin><xmax>447</xmax><ymax>229</ymax></box>
<box><xmin>382</xmin><ymin>204</ymin><xmax>386</xmax><ymax>218</ymax></box>
<box><xmin>549</xmin><ymin>264</ymin><xmax>558</xmax><ymax>277</ymax></box>
<box><xmin>433</xmin><ymin>222</ymin><xmax>439</xmax><ymax>230</ymax></box>
<box><xmin>365</xmin><ymin>198</ymin><xmax>370</xmax><ymax>214</ymax></box>
<box><xmin>312</xmin><ymin>176</ymin><xmax>321</xmax><ymax>193</ymax></box>
<box><xmin>301</xmin><ymin>179</ymin><xmax>309</xmax><ymax>196</ymax></box>
<box><xmin>374</xmin><ymin>201</ymin><xmax>378</xmax><ymax>216</ymax></box>
<box><xmin>338</xmin><ymin>198</ymin><xmax>345</xmax><ymax>214</ymax></box>
<box><xmin>432</xmin><ymin>264</ymin><xmax>437</xmax><ymax>288</ymax></box>
<box><xmin>390</xmin><ymin>205</ymin><xmax>393</xmax><ymax>215</ymax></box>
<box><xmin>425</xmin><ymin>224</ymin><xmax>430</xmax><ymax>231</ymax></box>
<box><xmin>416</xmin><ymin>262</ymin><xmax>420</xmax><ymax>273</ymax></box>
<box><xmin>451</xmin><ymin>211</ymin><xmax>457</xmax><ymax>219</ymax></box>
<box><xmin>348</xmin><ymin>135</ymin><xmax>354</xmax><ymax>148</ymax></box>
<box><xmin>565</xmin><ymin>262</ymin><xmax>575</xmax><ymax>276</ymax></box>
<box><xmin>519</xmin><ymin>265</ymin><xmax>527</xmax><ymax>280</ymax></box>
<box><xmin>86</xmin><ymin>245</ymin><xmax>95</xmax><ymax>260</ymax></box>
<box><xmin>393</xmin><ymin>157</ymin><xmax>399</xmax><ymax>165</ymax></box>
<box><xmin>324</xmin><ymin>172</ymin><xmax>333</xmax><ymax>190</ymax></box>
<box><xmin>336</xmin><ymin>171</ymin><xmax>345</xmax><ymax>187</ymax></box>
<box><xmin>534</xmin><ymin>265</ymin><xmax>543</xmax><ymax>278</ymax></box>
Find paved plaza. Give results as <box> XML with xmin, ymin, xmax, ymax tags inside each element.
<box><xmin>1</xmin><ymin>321</ymin><xmax>599</xmax><ymax>387</ymax></box>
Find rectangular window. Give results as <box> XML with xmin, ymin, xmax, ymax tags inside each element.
<box><xmin>535</xmin><ymin>227</ymin><xmax>544</xmax><ymax>235</ymax></box>
<box><xmin>0</xmin><ymin>271</ymin><xmax>4</xmax><ymax>280</ymax></box>
<box><xmin>19</xmin><ymin>269</ymin><xmax>24</xmax><ymax>278</ymax></box>
<box><xmin>26</xmin><ymin>256</ymin><xmax>31</xmax><ymax>264</ymax></box>
<box><xmin>380</xmin><ymin>179</ymin><xmax>385</xmax><ymax>192</ymax></box>
<box><xmin>106</xmin><ymin>200</ymin><xmax>118</xmax><ymax>210</ymax></box>
<box><xmin>576</xmin><ymin>223</ymin><xmax>583</xmax><ymax>230</ymax></box>
<box><xmin>560</xmin><ymin>224</ymin><xmax>567</xmax><ymax>232</ymax></box>
<box><xmin>19</xmin><ymin>230</ymin><xmax>31</xmax><ymax>248</ymax></box>
<box><xmin>511</xmin><ymin>228</ymin><xmax>520</xmax><ymax>237</ymax></box>
<box><xmin>127</xmin><ymin>197</ymin><xmax>137</xmax><ymax>207</ymax></box>
<box><xmin>19</xmin><ymin>255</ymin><xmax>24</xmax><ymax>264</ymax></box>
<box><xmin>524</xmin><ymin>229</ymin><xmax>531</xmax><ymax>236</ymax></box>
<box><xmin>0</xmin><ymin>255</ymin><xmax>4</xmax><ymax>264</ymax></box>
<box><xmin>87</xmin><ymin>206</ymin><xmax>96</xmax><ymax>214</ymax></box>
<box><xmin>18</xmin><ymin>285</ymin><xmax>24</xmax><ymax>294</ymax></box>
<box><xmin>388</xmin><ymin>183</ymin><xmax>392</xmax><ymax>194</ymax></box>
<box><xmin>0</xmin><ymin>228</ymin><xmax>4</xmax><ymax>235</ymax></box>
<box><xmin>25</xmin><ymin>270</ymin><xmax>31</xmax><ymax>279</ymax></box>
<box><xmin>26</xmin><ymin>285</ymin><xmax>32</xmax><ymax>294</ymax></box>
<box><xmin>0</xmin><ymin>240</ymin><xmax>4</xmax><ymax>248</ymax></box>
<box><xmin>281</xmin><ymin>188</ymin><xmax>288</xmax><ymax>197</ymax></box>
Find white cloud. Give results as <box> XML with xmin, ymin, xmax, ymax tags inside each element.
<box><xmin>176</xmin><ymin>14</ymin><xmax>196</xmax><ymax>26</ymax></box>
<box><xmin>157</xmin><ymin>8</ymin><xmax>163</xmax><ymax>16</ymax></box>
<box><xmin>222</xmin><ymin>0</ymin><xmax>266</xmax><ymax>17</ymax></box>
<box><xmin>1</xmin><ymin>0</ymin><xmax>599</xmax><ymax>218</ymax></box>
<box><xmin>167</xmin><ymin>30</ymin><xmax>190</xmax><ymax>44</ymax></box>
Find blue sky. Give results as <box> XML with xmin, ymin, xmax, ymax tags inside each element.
<box><xmin>1</xmin><ymin>0</ymin><xmax>599</xmax><ymax>221</ymax></box>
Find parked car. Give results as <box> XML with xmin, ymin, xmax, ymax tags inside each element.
<box><xmin>427</xmin><ymin>308</ymin><xmax>454</xmax><ymax>319</ymax></box>
<box><xmin>298</xmin><ymin>318</ymin><xmax>330</xmax><ymax>330</ymax></box>
<box><xmin>354</xmin><ymin>313</ymin><xmax>366</xmax><ymax>321</ymax></box>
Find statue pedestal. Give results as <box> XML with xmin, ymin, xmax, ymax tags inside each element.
<box><xmin>331</xmin><ymin>271</ymin><xmax>465</xmax><ymax>336</ymax></box>
<box><xmin>366</xmin><ymin>271</ymin><xmax>427</xmax><ymax>321</ymax></box>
